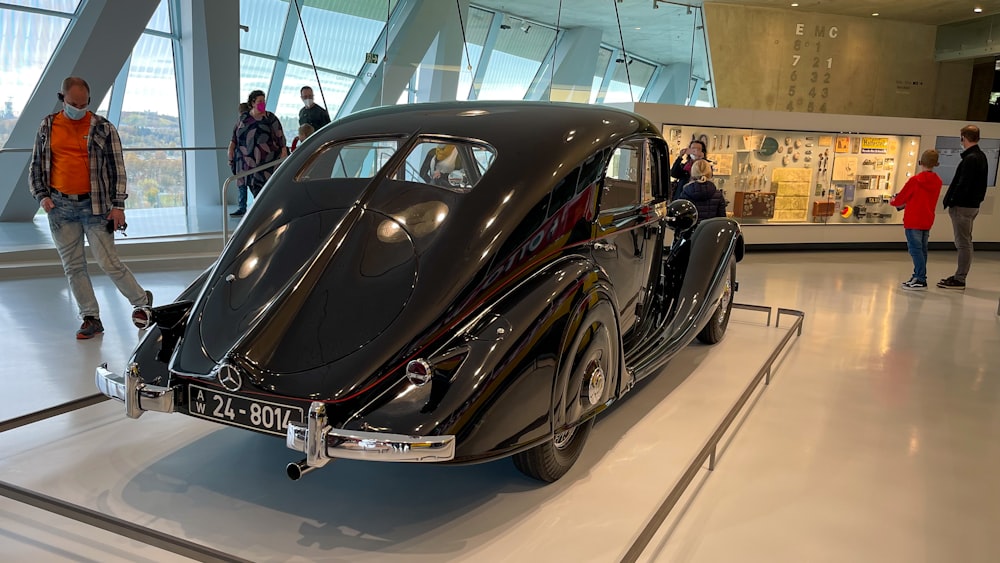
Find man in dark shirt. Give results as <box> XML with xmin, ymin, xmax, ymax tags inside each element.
<box><xmin>298</xmin><ymin>86</ymin><xmax>330</xmax><ymax>131</ymax></box>
<box><xmin>939</xmin><ymin>124</ymin><xmax>989</xmax><ymax>289</ymax></box>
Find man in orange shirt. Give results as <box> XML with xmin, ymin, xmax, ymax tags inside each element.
<box><xmin>29</xmin><ymin>76</ymin><xmax>152</xmax><ymax>339</ymax></box>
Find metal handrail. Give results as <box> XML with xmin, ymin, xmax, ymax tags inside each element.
<box><xmin>0</xmin><ymin>481</ymin><xmax>252</xmax><ymax>563</ymax></box>
<box><xmin>220</xmin><ymin>157</ymin><xmax>286</xmax><ymax>245</ymax></box>
<box><xmin>620</xmin><ymin>304</ymin><xmax>805</xmax><ymax>563</ymax></box>
<box><xmin>0</xmin><ymin>146</ymin><xmax>228</xmax><ymax>153</ymax></box>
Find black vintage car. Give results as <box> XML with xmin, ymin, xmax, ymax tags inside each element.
<box><xmin>97</xmin><ymin>102</ymin><xmax>743</xmax><ymax>483</ymax></box>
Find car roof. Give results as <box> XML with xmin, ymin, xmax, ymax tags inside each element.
<box><xmin>322</xmin><ymin>101</ymin><xmax>661</xmax><ymax>198</ymax></box>
<box><xmin>330</xmin><ymin>101</ymin><xmax>656</xmax><ymax>145</ymax></box>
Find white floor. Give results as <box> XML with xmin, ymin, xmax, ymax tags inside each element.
<box><xmin>0</xmin><ymin>249</ymin><xmax>998</xmax><ymax>562</ymax></box>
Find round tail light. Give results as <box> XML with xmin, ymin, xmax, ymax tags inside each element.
<box><xmin>405</xmin><ymin>359</ymin><xmax>433</xmax><ymax>386</ymax></box>
<box><xmin>131</xmin><ymin>306</ymin><xmax>154</xmax><ymax>329</ymax></box>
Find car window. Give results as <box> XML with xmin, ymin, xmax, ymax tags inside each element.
<box><xmin>396</xmin><ymin>140</ymin><xmax>497</xmax><ymax>191</ymax></box>
<box><xmin>297</xmin><ymin>139</ymin><xmax>400</xmax><ymax>181</ymax></box>
<box><xmin>601</xmin><ymin>142</ymin><xmax>642</xmax><ymax>211</ymax></box>
<box><xmin>641</xmin><ymin>141</ymin><xmax>654</xmax><ymax>203</ymax></box>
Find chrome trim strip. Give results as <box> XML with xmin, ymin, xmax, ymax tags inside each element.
<box><xmin>287</xmin><ymin>402</ymin><xmax>455</xmax><ymax>463</ymax></box>
<box><xmin>95</xmin><ymin>363</ymin><xmax>175</xmax><ymax>419</ymax></box>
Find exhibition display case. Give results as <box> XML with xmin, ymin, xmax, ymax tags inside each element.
<box><xmin>663</xmin><ymin>124</ymin><xmax>921</xmax><ymax>225</ymax></box>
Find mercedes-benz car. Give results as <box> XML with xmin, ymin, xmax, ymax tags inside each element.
<box><xmin>97</xmin><ymin>101</ymin><xmax>744</xmax><ymax>483</ymax></box>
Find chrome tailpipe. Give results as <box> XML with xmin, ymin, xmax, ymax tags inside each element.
<box><xmin>286</xmin><ymin>459</ymin><xmax>327</xmax><ymax>481</ymax></box>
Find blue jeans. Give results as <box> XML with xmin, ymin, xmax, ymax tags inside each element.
<box><xmin>904</xmin><ymin>228</ymin><xmax>929</xmax><ymax>283</ymax></box>
<box><xmin>236</xmin><ymin>184</ymin><xmax>248</xmax><ymax>211</ymax></box>
<box><xmin>48</xmin><ymin>196</ymin><xmax>147</xmax><ymax>319</ymax></box>
<box><xmin>234</xmin><ymin>180</ymin><xmax>263</xmax><ymax>212</ymax></box>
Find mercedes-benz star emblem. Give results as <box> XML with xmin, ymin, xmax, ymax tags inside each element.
<box><xmin>216</xmin><ymin>363</ymin><xmax>243</xmax><ymax>392</ymax></box>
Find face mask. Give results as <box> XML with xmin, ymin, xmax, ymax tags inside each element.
<box><xmin>255</xmin><ymin>102</ymin><xmax>266</xmax><ymax>112</ymax></box>
<box><xmin>64</xmin><ymin>104</ymin><xmax>88</xmax><ymax>121</ymax></box>
<box><xmin>303</xmin><ymin>98</ymin><xmax>314</xmax><ymax>108</ymax></box>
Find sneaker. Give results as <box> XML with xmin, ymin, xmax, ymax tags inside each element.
<box><xmin>937</xmin><ymin>276</ymin><xmax>966</xmax><ymax>290</ymax></box>
<box><xmin>901</xmin><ymin>279</ymin><xmax>927</xmax><ymax>291</ymax></box>
<box><xmin>229</xmin><ymin>208</ymin><xmax>246</xmax><ymax>217</ymax></box>
<box><xmin>76</xmin><ymin>316</ymin><xmax>104</xmax><ymax>339</ymax></box>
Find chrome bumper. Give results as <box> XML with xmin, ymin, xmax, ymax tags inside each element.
<box><xmin>286</xmin><ymin>402</ymin><xmax>455</xmax><ymax>468</ymax></box>
<box><xmin>95</xmin><ymin>363</ymin><xmax>175</xmax><ymax>419</ymax></box>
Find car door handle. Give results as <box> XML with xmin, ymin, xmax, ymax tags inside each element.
<box><xmin>594</xmin><ymin>241</ymin><xmax>617</xmax><ymax>252</ymax></box>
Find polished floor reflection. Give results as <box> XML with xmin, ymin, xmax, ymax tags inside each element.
<box><xmin>648</xmin><ymin>250</ymin><xmax>1000</xmax><ymax>563</ymax></box>
<box><xmin>0</xmin><ymin>250</ymin><xmax>997</xmax><ymax>562</ymax></box>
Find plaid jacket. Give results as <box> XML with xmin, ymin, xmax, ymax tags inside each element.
<box><xmin>29</xmin><ymin>112</ymin><xmax>128</xmax><ymax>214</ymax></box>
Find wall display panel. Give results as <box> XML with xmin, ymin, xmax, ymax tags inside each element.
<box><xmin>934</xmin><ymin>136</ymin><xmax>1000</xmax><ymax>187</ymax></box>
<box><xmin>663</xmin><ymin>123</ymin><xmax>920</xmax><ymax>225</ymax></box>
<box><xmin>703</xmin><ymin>3</ymin><xmax>940</xmax><ymax>118</ymax></box>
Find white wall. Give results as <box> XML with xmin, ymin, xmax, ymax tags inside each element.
<box><xmin>629</xmin><ymin>102</ymin><xmax>1000</xmax><ymax>245</ymax></box>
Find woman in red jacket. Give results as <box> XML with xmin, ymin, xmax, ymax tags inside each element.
<box><xmin>890</xmin><ymin>149</ymin><xmax>943</xmax><ymax>290</ymax></box>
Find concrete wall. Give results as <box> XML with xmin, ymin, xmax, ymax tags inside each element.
<box><xmin>628</xmin><ymin>102</ymin><xmax>1000</xmax><ymax>245</ymax></box>
<box><xmin>704</xmin><ymin>3</ymin><xmax>969</xmax><ymax>119</ymax></box>
<box><xmin>933</xmin><ymin>60</ymin><xmax>974</xmax><ymax>120</ymax></box>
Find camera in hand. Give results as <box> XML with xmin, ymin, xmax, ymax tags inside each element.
<box><xmin>106</xmin><ymin>219</ymin><xmax>128</xmax><ymax>235</ymax></box>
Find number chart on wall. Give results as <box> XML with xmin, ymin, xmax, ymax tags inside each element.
<box><xmin>782</xmin><ymin>22</ymin><xmax>841</xmax><ymax>114</ymax></box>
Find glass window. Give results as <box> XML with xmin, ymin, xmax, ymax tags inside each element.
<box><xmin>589</xmin><ymin>48</ymin><xmax>612</xmax><ymax>104</ymax></box>
<box><xmin>476</xmin><ymin>24</ymin><xmax>557</xmax><ymax>100</ymax></box>
<box><xmin>275</xmin><ymin>63</ymin><xmax>353</xmax><ymax>136</ymax></box>
<box><xmin>240</xmin><ymin>0</ymin><xmax>287</xmax><ymax>54</ymax></box>
<box><xmin>290</xmin><ymin>1</ymin><xmax>386</xmax><ymax>75</ymax></box>
<box><xmin>145</xmin><ymin>0</ymin><xmax>170</xmax><ymax>33</ymax></box>
<box><xmin>457</xmin><ymin>6</ymin><xmax>492</xmax><ymax>99</ymax></box>
<box><xmin>239</xmin><ymin>54</ymin><xmax>275</xmax><ymax>104</ymax></box>
<box><xmin>397</xmin><ymin>140</ymin><xmax>496</xmax><ymax>191</ymax></box>
<box><xmin>117</xmin><ymin>34</ymin><xmax>182</xmax><ymax>211</ymax></box>
<box><xmin>298</xmin><ymin>138</ymin><xmax>400</xmax><ymax>181</ymax></box>
<box><xmin>604</xmin><ymin>59</ymin><xmax>655</xmax><ymax>104</ymax></box>
<box><xmin>602</xmin><ymin>142</ymin><xmax>641</xmax><ymax>210</ymax></box>
<box><xmin>3</xmin><ymin>0</ymin><xmax>79</xmax><ymax>12</ymax></box>
<box><xmin>0</xmin><ymin>9</ymin><xmax>70</xmax><ymax>138</ymax></box>
<box><xmin>641</xmin><ymin>141</ymin><xmax>654</xmax><ymax>203</ymax></box>
<box><xmin>118</xmin><ymin>34</ymin><xmax>180</xmax><ymax>147</ymax></box>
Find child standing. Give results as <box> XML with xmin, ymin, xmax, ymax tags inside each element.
<box><xmin>890</xmin><ymin>149</ymin><xmax>943</xmax><ymax>290</ymax></box>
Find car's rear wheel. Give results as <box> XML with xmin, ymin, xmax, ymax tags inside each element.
<box><xmin>512</xmin><ymin>417</ymin><xmax>595</xmax><ymax>483</ymax></box>
<box><xmin>513</xmin><ymin>304</ymin><xmax>616</xmax><ymax>483</ymax></box>
<box><xmin>697</xmin><ymin>260</ymin><xmax>736</xmax><ymax>344</ymax></box>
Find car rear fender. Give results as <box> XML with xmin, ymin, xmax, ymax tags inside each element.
<box><xmin>342</xmin><ymin>255</ymin><xmax>620</xmax><ymax>461</ymax></box>
<box><xmin>125</xmin><ymin>264</ymin><xmax>216</xmax><ymax>386</ymax></box>
<box><xmin>631</xmin><ymin>218</ymin><xmax>743</xmax><ymax>378</ymax></box>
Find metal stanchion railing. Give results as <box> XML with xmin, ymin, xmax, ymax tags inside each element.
<box><xmin>620</xmin><ymin>305</ymin><xmax>805</xmax><ymax>563</ymax></box>
<box><xmin>220</xmin><ymin>158</ymin><xmax>285</xmax><ymax>246</ymax></box>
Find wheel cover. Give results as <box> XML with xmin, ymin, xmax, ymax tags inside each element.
<box><xmin>586</xmin><ymin>362</ymin><xmax>606</xmax><ymax>406</ymax></box>
<box><xmin>717</xmin><ymin>275</ymin><xmax>732</xmax><ymax>327</ymax></box>
<box><xmin>553</xmin><ymin>427</ymin><xmax>576</xmax><ymax>450</ymax></box>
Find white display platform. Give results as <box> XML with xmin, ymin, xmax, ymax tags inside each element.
<box><xmin>0</xmin><ymin>313</ymin><xmax>794</xmax><ymax>562</ymax></box>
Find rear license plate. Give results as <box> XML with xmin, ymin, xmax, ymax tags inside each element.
<box><xmin>187</xmin><ymin>384</ymin><xmax>303</xmax><ymax>436</ymax></box>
